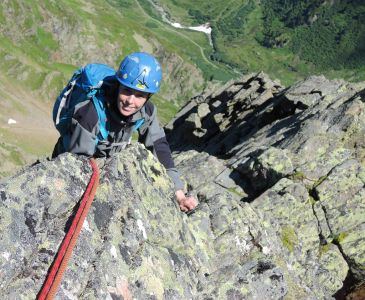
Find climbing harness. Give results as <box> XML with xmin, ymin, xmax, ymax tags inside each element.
<box><xmin>38</xmin><ymin>158</ymin><xmax>99</xmax><ymax>300</ymax></box>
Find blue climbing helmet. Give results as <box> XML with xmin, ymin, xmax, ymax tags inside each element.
<box><xmin>116</xmin><ymin>52</ymin><xmax>162</xmax><ymax>93</ymax></box>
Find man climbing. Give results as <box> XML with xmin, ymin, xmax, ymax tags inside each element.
<box><xmin>52</xmin><ymin>52</ymin><xmax>198</xmax><ymax>212</ymax></box>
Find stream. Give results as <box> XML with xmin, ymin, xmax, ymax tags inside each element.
<box><xmin>146</xmin><ymin>0</ymin><xmax>214</xmax><ymax>47</ymax></box>
<box><xmin>145</xmin><ymin>0</ymin><xmax>243</xmax><ymax>75</ymax></box>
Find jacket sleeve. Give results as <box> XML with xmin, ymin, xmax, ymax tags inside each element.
<box><xmin>138</xmin><ymin>102</ymin><xmax>184</xmax><ymax>191</ymax></box>
<box><xmin>68</xmin><ymin>101</ymin><xmax>99</xmax><ymax>158</ymax></box>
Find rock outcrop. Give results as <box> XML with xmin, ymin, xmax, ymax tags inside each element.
<box><xmin>1</xmin><ymin>72</ymin><xmax>365</xmax><ymax>299</ymax></box>
<box><xmin>166</xmin><ymin>72</ymin><xmax>365</xmax><ymax>299</ymax></box>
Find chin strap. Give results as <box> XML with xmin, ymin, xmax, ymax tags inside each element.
<box><xmin>147</xmin><ymin>93</ymin><xmax>154</xmax><ymax>101</ymax></box>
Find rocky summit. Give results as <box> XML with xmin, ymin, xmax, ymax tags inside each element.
<box><xmin>1</xmin><ymin>73</ymin><xmax>365</xmax><ymax>299</ymax></box>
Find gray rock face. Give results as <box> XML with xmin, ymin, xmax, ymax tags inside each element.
<box><xmin>167</xmin><ymin>72</ymin><xmax>365</xmax><ymax>298</ymax></box>
<box><xmin>1</xmin><ymin>145</ymin><xmax>296</xmax><ymax>300</ymax></box>
<box><xmin>2</xmin><ymin>72</ymin><xmax>365</xmax><ymax>299</ymax></box>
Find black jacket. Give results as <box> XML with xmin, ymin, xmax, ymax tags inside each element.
<box><xmin>53</xmin><ymin>100</ymin><xmax>184</xmax><ymax>191</ymax></box>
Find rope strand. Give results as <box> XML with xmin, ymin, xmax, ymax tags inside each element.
<box><xmin>38</xmin><ymin>158</ymin><xmax>99</xmax><ymax>300</ymax></box>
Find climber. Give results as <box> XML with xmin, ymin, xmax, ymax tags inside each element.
<box><xmin>52</xmin><ymin>52</ymin><xmax>198</xmax><ymax>212</ymax></box>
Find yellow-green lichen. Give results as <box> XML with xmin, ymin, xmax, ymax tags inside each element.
<box><xmin>261</xmin><ymin>221</ymin><xmax>271</xmax><ymax>229</ymax></box>
<box><xmin>318</xmin><ymin>244</ymin><xmax>331</xmax><ymax>257</ymax></box>
<box><xmin>281</xmin><ymin>226</ymin><xmax>298</xmax><ymax>252</ymax></box>
<box><xmin>338</xmin><ymin>122</ymin><xmax>361</xmax><ymax>147</ymax></box>
<box><xmin>272</xmin><ymin>257</ymin><xmax>310</xmax><ymax>300</ymax></box>
<box><xmin>293</xmin><ymin>262</ymin><xmax>301</xmax><ymax>271</ymax></box>
<box><xmin>217</xmin><ymin>281</ymin><xmax>239</xmax><ymax>299</ymax></box>
<box><xmin>240</xmin><ymin>286</ymin><xmax>248</xmax><ymax>295</ymax></box>
<box><xmin>146</xmin><ymin>275</ymin><xmax>165</xmax><ymax>300</ymax></box>
<box><xmin>0</xmin><ymin>207</ymin><xmax>12</xmax><ymax>230</ymax></box>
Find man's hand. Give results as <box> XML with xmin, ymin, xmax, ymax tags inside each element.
<box><xmin>175</xmin><ymin>190</ymin><xmax>198</xmax><ymax>212</ymax></box>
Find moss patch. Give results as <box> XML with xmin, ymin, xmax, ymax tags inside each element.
<box><xmin>334</xmin><ymin>231</ymin><xmax>351</xmax><ymax>243</ymax></box>
<box><xmin>313</xmin><ymin>175</ymin><xmax>327</xmax><ymax>188</ymax></box>
<box><xmin>227</xmin><ymin>187</ymin><xmax>245</xmax><ymax>198</ymax></box>
<box><xmin>291</xmin><ymin>171</ymin><xmax>306</xmax><ymax>180</ymax></box>
<box><xmin>281</xmin><ymin>226</ymin><xmax>298</xmax><ymax>252</ymax></box>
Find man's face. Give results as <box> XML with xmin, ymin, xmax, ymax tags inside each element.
<box><xmin>117</xmin><ymin>84</ymin><xmax>149</xmax><ymax>116</ymax></box>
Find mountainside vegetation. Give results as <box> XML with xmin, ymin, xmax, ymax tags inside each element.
<box><xmin>261</xmin><ymin>0</ymin><xmax>365</xmax><ymax>70</ymax></box>
<box><xmin>151</xmin><ymin>0</ymin><xmax>365</xmax><ymax>85</ymax></box>
<box><xmin>0</xmin><ymin>0</ymin><xmax>237</xmax><ymax>178</ymax></box>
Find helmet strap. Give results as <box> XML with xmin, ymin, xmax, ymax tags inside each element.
<box><xmin>147</xmin><ymin>93</ymin><xmax>154</xmax><ymax>101</ymax></box>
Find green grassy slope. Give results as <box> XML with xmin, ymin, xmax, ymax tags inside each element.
<box><xmin>110</xmin><ymin>0</ymin><xmax>239</xmax><ymax>83</ymax></box>
<box><xmin>151</xmin><ymin>0</ymin><xmax>365</xmax><ymax>86</ymax></box>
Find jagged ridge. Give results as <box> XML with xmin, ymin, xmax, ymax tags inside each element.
<box><xmin>1</xmin><ymin>73</ymin><xmax>365</xmax><ymax>299</ymax></box>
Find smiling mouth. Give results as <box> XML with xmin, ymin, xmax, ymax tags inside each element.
<box><xmin>122</xmin><ymin>106</ymin><xmax>135</xmax><ymax>110</ymax></box>
<box><xmin>120</xmin><ymin>102</ymin><xmax>135</xmax><ymax>109</ymax></box>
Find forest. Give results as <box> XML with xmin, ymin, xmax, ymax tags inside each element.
<box><xmin>260</xmin><ymin>0</ymin><xmax>365</xmax><ymax>70</ymax></box>
<box><xmin>202</xmin><ymin>0</ymin><xmax>365</xmax><ymax>72</ymax></box>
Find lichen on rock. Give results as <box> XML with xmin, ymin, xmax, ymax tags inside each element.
<box><xmin>3</xmin><ymin>72</ymin><xmax>365</xmax><ymax>299</ymax></box>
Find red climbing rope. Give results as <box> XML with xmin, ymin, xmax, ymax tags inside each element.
<box><xmin>38</xmin><ymin>158</ymin><xmax>99</xmax><ymax>300</ymax></box>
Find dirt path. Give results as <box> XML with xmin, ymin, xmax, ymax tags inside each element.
<box><xmin>134</xmin><ymin>0</ymin><xmax>219</xmax><ymax>69</ymax></box>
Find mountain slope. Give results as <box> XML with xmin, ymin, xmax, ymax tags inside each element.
<box><xmin>261</xmin><ymin>0</ymin><xmax>365</xmax><ymax>70</ymax></box>
<box><xmin>150</xmin><ymin>0</ymin><xmax>365</xmax><ymax>85</ymax></box>
<box><xmin>0</xmin><ymin>0</ymin><xmax>216</xmax><ymax>178</ymax></box>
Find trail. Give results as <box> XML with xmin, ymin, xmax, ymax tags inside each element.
<box><xmin>134</xmin><ymin>0</ymin><xmax>219</xmax><ymax>69</ymax></box>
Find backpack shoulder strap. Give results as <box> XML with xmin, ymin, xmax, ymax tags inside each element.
<box><xmin>133</xmin><ymin>106</ymin><xmax>145</xmax><ymax>133</ymax></box>
<box><xmin>90</xmin><ymin>92</ymin><xmax>110</xmax><ymax>150</ymax></box>
<box><xmin>134</xmin><ymin>119</ymin><xmax>144</xmax><ymax>133</ymax></box>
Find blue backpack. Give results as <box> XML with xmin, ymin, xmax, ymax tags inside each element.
<box><xmin>53</xmin><ymin>63</ymin><xmax>144</xmax><ymax>151</ymax></box>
